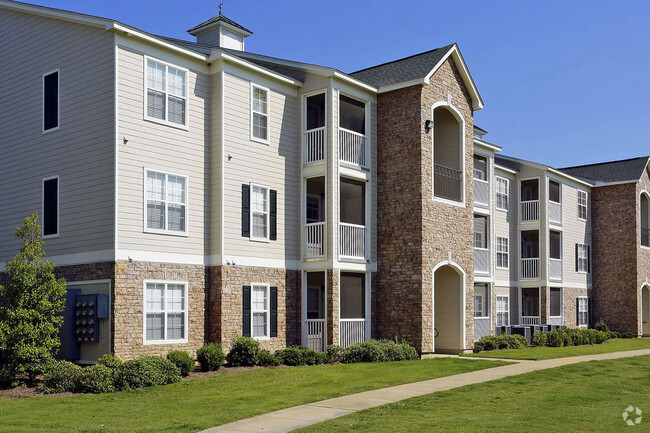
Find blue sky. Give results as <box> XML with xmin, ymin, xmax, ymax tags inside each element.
<box><xmin>33</xmin><ymin>0</ymin><xmax>650</xmax><ymax>167</ymax></box>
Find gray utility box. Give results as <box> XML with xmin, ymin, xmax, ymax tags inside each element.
<box><xmin>74</xmin><ymin>294</ymin><xmax>109</xmax><ymax>344</ymax></box>
<box><xmin>511</xmin><ymin>326</ymin><xmax>532</xmax><ymax>343</ymax></box>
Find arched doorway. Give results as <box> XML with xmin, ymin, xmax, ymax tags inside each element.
<box><xmin>433</xmin><ymin>263</ymin><xmax>465</xmax><ymax>353</ymax></box>
<box><xmin>641</xmin><ymin>285</ymin><xmax>650</xmax><ymax>337</ymax></box>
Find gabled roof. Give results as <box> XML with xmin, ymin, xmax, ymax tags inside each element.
<box><xmin>187</xmin><ymin>12</ymin><xmax>252</xmax><ymax>35</ymax></box>
<box><xmin>349</xmin><ymin>43</ymin><xmax>483</xmax><ymax>110</ymax></box>
<box><xmin>496</xmin><ymin>155</ymin><xmax>594</xmax><ymax>188</ymax></box>
<box><xmin>559</xmin><ymin>156</ymin><xmax>650</xmax><ymax>185</ymax></box>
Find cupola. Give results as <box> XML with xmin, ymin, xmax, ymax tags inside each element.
<box><xmin>187</xmin><ymin>9</ymin><xmax>252</xmax><ymax>50</ymax></box>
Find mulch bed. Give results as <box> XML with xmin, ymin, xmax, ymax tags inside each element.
<box><xmin>0</xmin><ymin>364</ymin><xmax>290</xmax><ymax>398</ymax></box>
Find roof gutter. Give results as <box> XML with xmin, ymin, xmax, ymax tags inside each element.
<box><xmin>109</xmin><ymin>23</ymin><xmax>207</xmax><ymax>60</ymax></box>
<box><xmin>208</xmin><ymin>51</ymin><xmax>303</xmax><ymax>86</ymax></box>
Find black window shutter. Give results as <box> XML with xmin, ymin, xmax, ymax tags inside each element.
<box><xmin>242</xmin><ymin>184</ymin><xmax>250</xmax><ymax>237</ymax></box>
<box><xmin>270</xmin><ymin>190</ymin><xmax>277</xmax><ymax>241</ymax></box>
<box><xmin>575</xmin><ymin>244</ymin><xmax>579</xmax><ymax>272</ymax></box>
<box><xmin>576</xmin><ymin>300</ymin><xmax>580</xmax><ymax>326</ymax></box>
<box><xmin>587</xmin><ymin>246</ymin><xmax>591</xmax><ymax>273</ymax></box>
<box><xmin>270</xmin><ymin>286</ymin><xmax>278</xmax><ymax>337</ymax></box>
<box><xmin>242</xmin><ymin>285</ymin><xmax>251</xmax><ymax>337</ymax></box>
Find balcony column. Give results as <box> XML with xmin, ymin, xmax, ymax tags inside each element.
<box><xmin>540</xmin><ymin>286</ymin><xmax>550</xmax><ymax>324</ymax></box>
<box><xmin>326</xmin><ymin>269</ymin><xmax>339</xmax><ymax>346</ymax></box>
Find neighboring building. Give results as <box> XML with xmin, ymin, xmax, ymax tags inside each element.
<box><xmin>0</xmin><ymin>1</ymin><xmax>646</xmax><ymax>362</ymax></box>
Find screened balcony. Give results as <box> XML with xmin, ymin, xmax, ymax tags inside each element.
<box><xmin>305</xmin><ymin>93</ymin><xmax>326</xmax><ymax>164</ymax></box>
<box><xmin>520</xmin><ymin>230</ymin><xmax>539</xmax><ymax>279</ymax></box>
<box><xmin>642</xmin><ymin>193</ymin><xmax>650</xmax><ymax>247</ymax></box>
<box><xmin>548</xmin><ymin>180</ymin><xmax>562</xmax><ymax>225</ymax></box>
<box><xmin>339</xmin><ymin>177</ymin><xmax>366</xmax><ymax>260</ymax></box>
<box><xmin>520</xmin><ymin>179</ymin><xmax>539</xmax><ymax>222</ymax></box>
<box><xmin>433</xmin><ymin>107</ymin><xmax>463</xmax><ymax>202</ymax></box>
<box><xmin>304</xmin><ymin>177</ymin><xmax>325</xmax><ymax>259</ymax></box>
<box><xmin>339</xmin><ymin>273</ymin><xmax>368</xmax><ymax>348</ymax></box>
<box><xmin>338</xmin><ymin>94</ymin><xmax>367</xmax><ymax>167</ymax></box>
<box><xmin>520</xmin><ymin>287</ymin><xmax>540</xmax><ymax>325</ymax></box>
<box><xmin>304</xmin><ymin>272</ymin><xmax>326</xmax><ymax>352</ymax></box>
<box><xmin>549</xmin><ymin>230</ymin><xmax>562</xmax><ymax>281</ymax></box>
<box><xmin>473</xmin><ymin>154</ymin><xmax>489</xmax><ymax>207</ymax></box>
<box><xmin>474</xmin><ymin>214</ymin><xmax>490</xmax><ymax>275</ymax></box>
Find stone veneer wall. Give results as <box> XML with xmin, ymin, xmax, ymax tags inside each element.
<box><xmin>636</xmin><ymin>168</ymin><xmax>650</xmax><ymax>335</ymax></box>
<box><xmin>563</xmin><ymin>287</ymin><xmax>589</xmax><ymax>328</ymax></box>
<box><xmin>326</xmin><ymin>269</ymin><xmax>339</xmax><ymax>346</ymax></box>
<box><xmin>591</xmin><ymin>182</ymin><xmax>638</xmax><ymax>333</ymax></box>
<box><xmin>212</xmin><ymin>265</ymin><xmax>301</xmax><ymax>352</ymax></box>
<box><xmin>376</xmin><ymin>58</ymin><xmax>475</xmax><ymax>353</ymax></box>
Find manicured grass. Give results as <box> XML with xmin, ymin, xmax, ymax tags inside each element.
<box><xmin>298</xmin><ymin>355</ymin><xmax>650</xmax><ymax>433</ymax></box>
<box><xmin>0</xmin><ymin>358</ymin><xmax>507</xmax><ymax>433</ymax></box>
<box><xmin>462</xmin><ymin>337</ymin><xmax>650</xmax><ymax>360</ymax></box>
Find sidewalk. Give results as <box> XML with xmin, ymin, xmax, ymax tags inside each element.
<box><xmin>200</xmin><ymin>348</ymin><xmax>650</xmax><ymax>433</ymax></box>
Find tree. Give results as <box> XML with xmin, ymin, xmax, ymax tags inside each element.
<box><xmin>0</xmin><ymin>214</ymin><xmax>67</xmax><ymax>385</ymax></box>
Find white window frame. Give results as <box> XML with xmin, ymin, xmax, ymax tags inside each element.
<box><xmin>42</xmin><ymin>175</ymin><xmax>60</xmax><ymax>239</ymax></box>
<box><xmin>495</xmin><ymin>176</ymin><xmax>509</xmax><ymax>211</ymax></box>
<box><xmin>577</xmin><ymin>190</ymin><xmax>588</xmax><ymax>220</ymax></box>
<box><xmin>496</xmin><ymin>295</ymin><xmax>509</xmax><ymax>326</ymax></box>
<box><xmin>577</xmin><ymin>243</ymin><xmax>589</xmax><ymax>273</ymax></box>
<box><xmin>549</xmin><ymin>287</ymin><xmax>563</xmax><ymax>318</ymax></box>
<box><xmin>143</xmin><ymin>57</ymin><xmax>189</xmax><ymax>129</ymax></box>
<box><xmin>548</xmin><ymin>179</ymin><xmax>561</xmax><ymax>204</ymax></box>
<box><xmin>250</xmin><ymin>183</ymin><xmax>270</xmax><ymax>242</ymax></box>
<box><xmin>42</xmin><ymin>68</ymin><xmax>60</xmax><ymax>134</ymax></box>
<box><xmin>143</xmin><ymin>280</ymin><xmax>189</xmax><ymax>345</ymax></box>
<box><xmin>250</xmin><ymin>83</ymin><xmax>270</xmax><ymax>144</ymax></box>
<box><xmin>474</xmin><ymin>293</ymin><xmax>485</xmax><ymax>318</ymax></box>
<box><xmin>577</xmin><ymin>296</ymin><xmax>589</xmax><ymax>327</ymax></box>
<box><xmin>496</xmin><ymin>236</ymin><xmax>509</xmax><ymax>269</ymax></box>
<box><xmin>251</xmin><ymin>283</ymin><xmax>270</xmax><ymax>340</ymax></box>
<box><xmin>143</xmin><ymin>168</ymin><xmax>189</xmax><ymax>236</ymax></box>
<box><xmin>473</xmin><ymin>154</ymin><xmax>488</xmax><ymax>181</ymax></box>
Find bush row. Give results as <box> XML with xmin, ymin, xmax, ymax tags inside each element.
<box><xmin>473</xmin><ymin>334</ymin><xmax>528</xmax><ymax>353</ymax></box>
<box><xmin>533</xmin><ymin>328</ymin><xmax>610</xmax><ymax>347</ymax></box>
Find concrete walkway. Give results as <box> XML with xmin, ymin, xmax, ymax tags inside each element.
<box><xmin>200</xmin><ymin>349</ymin><xmax>650</xmax><ymax>433</ymax></box>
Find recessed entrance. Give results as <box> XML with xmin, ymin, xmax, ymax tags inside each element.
<box><xmin>433</xmin><ymin>264</ymin><xmax>465</xmax><ymax>353</ymax></box>
<box><xmin>643</xmin><ymin>285</ymin><xmax>650</xmax><ymax>337</ymax></box>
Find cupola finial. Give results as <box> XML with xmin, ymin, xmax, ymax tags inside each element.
<box><xmin>219</xmin><ymin>2</ymin><xmax>223</xmax><ymax>15</ymax></box>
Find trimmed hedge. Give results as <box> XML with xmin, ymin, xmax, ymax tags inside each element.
<box><xmin>116</xmin><ymin>356</ymin><xmax>181</xmax><ymax>390</ymax></box>
<box><xmin>256</xmin><ymin>349</ymin><xmax>280</xmax><ymax>367</ymax></box>
<box><xmin>473</xmin><ymin>334</ymin><xmax>528</xmax><ymax>353</ymax></box>
<box><xmin>622</xmin><ymin>331</ymin><xmax>636</xmax><ymax>339</ymax></box>
<box><xmin>41</xmin><ymin>360</ymin><xmax>82</xmax><ymax>394</ymax></box>
<box><xmin>339</xmin><ymin>339</ymin><xmax>419</xmax><ymax>363</ymax></box>
<box><xmin>325</xmin><ymin>345</ymin><xmax>344</xmax><ymax>363</ymax></box>
<box><xmin>167</xmin><ymin>350</ymin><xmax>195</xmax><ymax>376</ymax></box>
<box><xmin>226</xmin><ymin>337</ymin><xmax>259</xmax><ymax>367</ymax></box>
<box><xmin>275</xmin><ymin>346</ymin><xmax>327</xmax><ymax>366</ymax></box>
<box><xmin>531</xmin><ymin>331</ymin><xmax>547</xmax><ymax>347</ymax></box>
<box><xmin>196</xmin><ymin>343</ymin><xmax>225</xmax><ymax>371</ymax></box>
<box><xmin>77</xmin><ymin>365</ymin><xmax>116</xmax><ymax>394</ymax></box>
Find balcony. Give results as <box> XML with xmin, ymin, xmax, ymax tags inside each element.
<box><xmin>549</xmin><ymin>201</ymin><xmax>562</xmax><ymax>225</ymax></box>
<box><xmin>549</xmin><ymin>258</ymin><xmax>562</xmax><ymax>281</ymax></box>
<box><xmin>434</xmin><ymin>164</ymin><xmax>463</xmax><ymax>202</ymax></box>
<box><xmin>304</xmin><ymin>222</ymin><xmax>325</xmax><ymax>259</ymax></box>
<box><xmin>339</xmin><ymin>128</ymin><xmax>366</xmax><ymax>167</ymax></box>
<box><xmin>521</xmin><ymin>257</ymin><xmax>540</xmax><ymax>279</ymax></box>
<box><xmin>305</xmin><ymin>127</ymin><xmax>325</xmax><ymax>164</ymax></box>
<box><xmin>339</xmin><ymin>223</ymin><xmax>366</xmax><ymax>259</ymax></box>
<box><xmin>520</xmin><ymin>200</ymin><xmax>539</xmax><ymax>222</ymax></box>
<box><xmin>340</xmin><ymin>318</ymin><xmax>366</xmax><ymax>348</ymax></box>
<box><xmin>474</xmin><ymin>248</ymin><xmax>490</xmax><ymax>275</ymax></box>
<box><xmin>474</xmin><ymin>179</ymin><xmax>489</xmax><ymax>207</ymax></box>
<box><xmin>643</xmin><ymin>227</ymin><xmax>650</xmax><ymax>247</ymax></box>
<box><xmin>520</xmin><ymin>316</ymin><xmax>541</xmax><ymax>325</ymax></box>
<box><xmin>305</xmin><ymin>318</ymin><xmax>325</xmax><ymax>352</ymax></box>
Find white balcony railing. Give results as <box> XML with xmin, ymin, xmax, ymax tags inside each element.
<box><xmin>474</xmin><ymin>248</ymin><xmax>490</xmax><ymax>274</ymax></box>
<box><xmin>521</xmin><ymin>257</ymin><xmax>540</xmax><ymax>279</ymax></box>
<box><xmin>305</xmin><ymin>319</ymin><xmax>325</xmax><ymax>352</ymax></box>
<box><xmin>305</xmin><ymin>127</ymin><xmax>325</xmax><ymax>164</ymax></box>
<box><xmin>520</xmin><ymin>200</ymin><xmax>540</xmax><ymax>222</ymax></box>
<box><xmin>305</xmin><ymin>222</ymin><xmax>325</xmax><ymax>259</ymax></box>
<box><xmin>339</xmin><ymin>128</ymin><xmax>366</xmax><ymax>167</ymax></box>
<box><xmin>549</xmin><ymin>201</ymin><xmax>562</xmax><ymax>225</ymax></box>
<box><xmin>549</xmin><ymin>258</ymin><xmax>562</xmax><ymax>281</ymax></box>
<box><xmin>340</xmin><ymin>318</ymin><xmax>365</xmax><ymax>348</ymax></box>
<box><xmin>520</xmin><ymin>316</ymin><xmax>541</xmax><ymax>325</ymax></box>
<box><xmin>339</xmin><ymin>223</ymin><xmax>366</xmax><ymax>259</ymax></box>
<box><xmin>474</xmin><ymin>179</ymin><xmax>489</xmax><ymax>206</ymax></box>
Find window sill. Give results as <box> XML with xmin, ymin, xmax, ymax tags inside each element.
<box><xmin>144</xmin><ymin>229</ymin><xmax>189</xmax><ymax>237</ymax></box>
<box><xmin>143</xmin><ymin>339</ymin><xmax>188</xmax><ymax>345</ymax></box>
<box><xmin>43</xmin><ymin>126</ymin><xmax>60</xmax><ymax>135</ymax></box>
<box><xmin>250</xmin><ymin>237</ymin><xmax>270</xmax><ymax>243</ymax></box>
<box><xmin>496</xmin><ymin>266</ymin><xmax>509</xmax><ymax>270</ymax></box>
<box><xmin>496</xmin><ymin>207</ymin><xmax>508</xmax><ymax>212</ymax></box>
<box><xmin>251</xmin><ymin>136</ymin><xmax>270</xmax><ymax>145</ymax></box>
<box><xmin>144</xmin><ymin>116</ymin><xmax>189</xmax><ymax>131</ymax></box>
<box><xmin>253</xmin><ymin>336</ymin><xmax>270</xmax><ymax>341</ymax></box>
<box><xmin>433</xmin><ymin>196</ymin><xmax>466</xmax><ymax>208</ymax></box>
<box><xmin>42</xmin><ymin>233</ymin><xmax>60</xmax><ymax>239</ymax></box>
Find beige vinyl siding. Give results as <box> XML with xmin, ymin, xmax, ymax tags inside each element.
<box><xmin>0</xmin><ymin>9</ymin><xmax>115</xmax><ymax>261</ymax></box>
<box><xmin>369</xmin><ymin>100</ymin><xmax>378</xmax><ymax>262</ymax></box>
<box><xmin>493</xmin><ymin>169</ymin><xmax>516</xmax><ymax>283</ymax></box>
<box><xmin>561</xmin><ymin>183</ymin><xmax>591</xmax><ymax>286</ymax></box>
<box><xmin>116</xmin><ymin>43</ymin><xmax>208</xmax><ymax>256</ymax></box>
<box><xmin>222</xmin><ymin>64</ymin><xmax>300</xmax><ymax>261</ymax></box>
<box><xmin>208</xmin><ymin>71</ymin><xmax>223</xmax><ymax>258</ymax></box>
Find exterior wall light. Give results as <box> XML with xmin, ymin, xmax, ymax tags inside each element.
<box><xmin>425</xmin><ymin>120</ymin><xmax>434</xmax><ymax>132</ymax></box>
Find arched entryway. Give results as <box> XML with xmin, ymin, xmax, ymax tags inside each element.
<box><xmin>642</xmin><ymin>285</ymin><xmax>650</xmax><ymax>337</ymax></box>
<box><xmin>432</xmin><ymin>262</ymin><xmax>466</xmax><ymax>353</ymax></box>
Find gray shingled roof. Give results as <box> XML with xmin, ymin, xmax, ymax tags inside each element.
<box><xmin>349</xmin><ymin>44</ymin><xmax>455</xmax><ymax>88</ymax></box>
<box><xmin>559</xmin><ymin>157</ymin><xmax>649</xmax><ymax>183</ymax></box>
<box><xmin>187</xmin><ymin>12</ymin><xmax>252</xmax><ymax>35</ymax></box>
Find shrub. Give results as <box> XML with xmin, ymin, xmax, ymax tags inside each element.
<box><xmin>531</xmin><ymin>331</ymin><xmax>547</xmax><ymax>347</ymax></box>
<box><xmin>473</xmin><ymin>334</ymin><xmax>528</xmax><ymax>353</ymax></box>
<box><xmin>595</xmin><ymin>330</ymin><xmax>610</xmax><ymax>344</ymax></box>
<box><xmin>256</xmin><ymin>349</ymin><xmax>280</xmax><ymax>367</ymax></box>
<box><xmin>622</xmin><ymin>332</ymin><xmax>636</xmax><ymax>339</ymax></box>
<box><xmin>275</xmin><ymin>346</ymin><xmax>325</xmax><ymax>366</ymax></box>
<box><xmin>40</xmin><ymin>360</ymin><xmax>82</xmax><ymax>394</ymax></box>
<box><xmin>166</xmin><ymin>350</ymin><xmax>194</xmax><ymax>376</ymax></box>
<box><xmin>325</xmin><ymin>345</ymin><xmax>344</xmax><ymax>363</ymax></box>
<box><xmin>607</xmin><ymin>331</ymin><xmax>621</xmax><ymax>339</ymax></box>
<box><xmin>547</xmin><ymin>330</ymin><xmax>569</xmax><ymax>347</ymax></box>
<box><xmin>116</xmin><ymin>356</ymin><xmax>181</xmax><ymax>390</ymax></box>
<box><xmin>77</xmin><ymin>365</ymin><xmax>116</xmax><ymax>394</ymax></box>
<box><xmin>226</xmin><ymin>337</ymin><xmax>260</xmax><ymax>367</ymax></box>
<box><xmin>594</xmin><ymin>319</ymin><xmax>610</xmax><ymax>333</ymax></box>
<box><xmin>340</xmin><ymin>339</ymin><xmax>419</xmax><ymax>363</ymax></box>
<box><xmin>97</xmin><ymin>353</ymin><xmax>122</xmax><ymax>369</ymax></box>
<box><xmin>196</xmin><ymin>343</ymin><xmax>225</xmax><ymax>371</ymax></box>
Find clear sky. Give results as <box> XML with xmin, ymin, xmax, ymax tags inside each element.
<box><xmin>30</xmin><ymin>0</ymin><xmax>650</xmax><ymax>167</ymax></box>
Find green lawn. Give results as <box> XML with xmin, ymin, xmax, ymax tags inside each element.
<box><xmin>0</xmin><ymin>358</ymin><xmax>506</xmax><ymax>433</ymax></box>
<box><xmin>462</xmin><ymin>337</ymin><xmax>650</xmax><ymax>360</ymax></box>
<box><xmin>298</xmin><ymin>355</ymin><xmax>650</xmax><ymax>433</ymax></box>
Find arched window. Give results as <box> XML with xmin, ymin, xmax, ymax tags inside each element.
<box><xmin>432</xmin><ymin>105</ymin><xmax>463</xmax><ymax>202</ymax></box>
<box><xmin>641</xmin><ymin>193</ymin><xmax>649</xmax><ymax>247</ymax></box>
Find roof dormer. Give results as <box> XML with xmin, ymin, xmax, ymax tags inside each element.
<box><xmin>187</xmin><ymin>11</ymin><xmax>252</xmax><ymax>50</ymax></box>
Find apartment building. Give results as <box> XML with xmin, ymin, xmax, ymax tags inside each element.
<box><xmin>0</xmin><ymin>1</ymin><xmax>646</xmax><ymax>362</ymax></box>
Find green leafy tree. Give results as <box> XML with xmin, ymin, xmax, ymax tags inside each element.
<box><xmin>0</xmin><ymin>214</ymin><xmax>67</xmax><ymax>385</ymax></box>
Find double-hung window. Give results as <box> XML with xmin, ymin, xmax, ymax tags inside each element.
<box><xmin>577</xmin><ymin>190</ymin><xmax>588</xmax><ymax>220</ymax></box>
<box><xmin>474</xmin><ymin>215</ymin><xmax>488</xmax><ymax>249</ymax></box>
<box><xmin>495</xmin><ymin>177</ymin><xmax>509</xmax><ymax>210</ymax></box>
<box><xmin>251</xmin><ymin>284</ymin><xmax>269</xmax><ymax>338</ymax></box>
<box><xmin>144</xmin><ymin>281</ymin><xmax>187</xmax><ymax>343</ymax></box>
<box><xmin>496</xmin><ymin>295</ymin><xmax>509</xmax><ymax>326</ymax></box>
<box><xmin>496</xmin><ymin>236</ymin><xmax>509</xmax><ymax>269</ymax></box>
<box><xmin>251</xmin><ymin>84</ymin><xmax>269</xmax><ymax>142</ymax></box>
<box><xmin>577</xmin><ymin>297</ymin><xmax>589</xmax><ymax>326</ymax></box>
<box><xmin>145</xmin><ymin>170</ymin><xmax>187</xmax><ymax>234</ymax></box>
<box><xmin>145</xmin><ymin>58</ymin><xmax>187</xmax><ymax>127</ymax></box>
<box><xmin>43</xmin><ymin>70</ymin><xmax>59</xmax><ymax>132</ymax></box>
<box><xmin>251</xmin><ymin>184</ymin><xmax>269</xmax><ymax>241</ymax></box>
<box><xmin>576</xmin><ymin>243</ymin><xmax>589</xmax><ymax>273</ymax></box>
<box><xmin>474</xmin><ymin>294</ymin><xmax>484</xmax><ymax>318</ymax></box>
